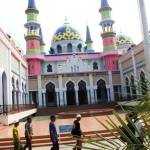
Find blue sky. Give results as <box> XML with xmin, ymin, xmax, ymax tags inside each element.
<box><xmin>0</xmin><ymin>0</ymin><xmax>149</xmax><ymax>53</ymax></box>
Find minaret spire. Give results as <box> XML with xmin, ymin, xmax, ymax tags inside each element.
<box><xmin>85</xmin><ymin>25</ymin><xmax>93</xmax><ymax>51</ymax></box>
<box><xmin>99</xmin><ymin>0</ymin><xmax>116</xmax><ymax>51</ymax></box>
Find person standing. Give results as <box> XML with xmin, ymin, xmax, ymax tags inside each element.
<box><xmin>24</xmin><ymin>117</ymin><xmax>33</xmax><ymax>150</ymax></box>
<box><xmin>71</xmin><ymin>114</ymin><xmax>84</xmax><ymax>150</ymax></box>
<box><xmin>12</xmin><ymin>120</ymin><xmax>22</xmax><ymax>150</ymax></box>
<box><xmin>49</xmin><ymin>115</ymin><xmax>59</xmax><ymax>150</ymax></box>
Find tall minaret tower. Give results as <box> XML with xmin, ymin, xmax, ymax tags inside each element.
<box><xmin>99</xmin><ymin>0</ymin><xmax>116</xmax><ymax>51</ymax></box>
<box><xmin>25</xmin><ymin>0</ymin><xmax>42</xmax><ymax>75</ymax></box>
<box><xmin>85</xmin><ymin>25</ymin><xmax>93</xmax><ymax>51</ymax></box>
<box><xmin>25</xmin><ymin>0</ymin><xmax>41</xmax><ymax>55</ymax></box>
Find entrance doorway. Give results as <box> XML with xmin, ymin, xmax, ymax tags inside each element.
<box><xmin>66</xmin><ymin>81</ymin><xmax>76</xmax><ymax>105</ymax></box>
<box><xmin>46</xmin><ymin>82</ymin><xmax>57</xmax><ymax>107</ymax></box>
<box><xmin>97</xmin><ymin>79</ymin><xmax>108</xmax><ymax>103</ymax></box>
<box><xmin>78</xmin><ymin>81</ymin><xmax>88</xmax><ymax>105</ymax></box>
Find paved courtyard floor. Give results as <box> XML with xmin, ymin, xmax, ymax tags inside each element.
<box><xmin>0</xmin><ymin>113</ymin><xmax>125</xmax><ymax>138</ymax></box>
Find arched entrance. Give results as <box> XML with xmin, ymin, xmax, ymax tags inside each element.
<box><xmin>131</xmin><ymin>75</ymin><xmax>137</xmax><ymax>99</ymax></box>
<box><xmin>46</xmin><ymin>82</ymin><xmax>57</xmax><ymax>107</ymax></box>
<box><xmin>97</xmin><ymin>79</ymin><xmax>108</xmax><ymax>103</ymax></box>
<box><xmin>78</xmin><ymin>81</ymin><xmax>88</xmax><ymax>105</ymax></box>
<box><xmin>140</xmin><ymin>71</ymin><xmax>147</xmax><ymax>96</ymax></box>
<box><xmin>2</xmin><ymin>72</ymin><xmax>7</xmax><ymax>112</ymax></box>
<box><xmin>125</xmin><ymin>77</ymin><xmax>131</xmax><ymax>100</ymax></box>
<box><xmin>66</xmin><ymin>81</ymin><xmax>76</xmax><ymax>105</ymax></box>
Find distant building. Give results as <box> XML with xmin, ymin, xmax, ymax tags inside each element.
<box><xmin>0</xmin><ymin>28</ymin><xmax>36</xmax><ymax>125</ymax></box>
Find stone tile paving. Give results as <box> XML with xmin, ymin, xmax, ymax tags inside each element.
<box><xmin>0</xmin><ymin>114</ymin><xmax>125</xmax><ymax>138</ymax></box>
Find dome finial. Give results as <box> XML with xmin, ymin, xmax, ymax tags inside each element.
<box><xmin>64</xmin><ymin>16</ymin><xmax>69</xmax><ymax>25</ymax></box>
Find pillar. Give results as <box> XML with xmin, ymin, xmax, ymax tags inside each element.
<box><xmin>87</xmin><ymin>88</ymin><xmax>90</xmax><ymax>104</ymax></box>
<box><xmin>106</xmin><ymin>87</ymin><xmax>111</xmax><ymax>102</ymax></box>
<box><xmin>137</xmin><ymin>0</ymin><xmax>150</xmax><ymax>72</ymax></box>
<box><xmin>37</xmin><ymin>75</ymin><xmax>42</xmax><ymax>107</ymax></box>
<box><xmin>119</xmin><ymin>63</ymin><xmax>126</xmax><ymax>99</ymax></box>
<box><xmin>58</xmin><ymin>75</ymin><xmax>64</xmax><ymax>106</ymax></box>
<box><xmin>64</xmin><ymin>90</ymin><xmax>67</xmax><ymax>106</ymax></box>
<box><xmin>75</xmin><ymin>87</ymin><xmax>79</xmax><ymax>106</ymax></box>
<box><xmin>89</xmin><ymin>74</ymin><xmax>95</xmax><ymax>104</ymax></box>
<box><xmin>108</xmin><ymin>71</ymin><xmax>115</xmax><ymax>102</ymax></box>
<box><xmin>56</xmin><ymin>91</ymin><xmax>60</xmax><ymax>107</ymax></box>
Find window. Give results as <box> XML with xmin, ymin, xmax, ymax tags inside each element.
<box><xmin>47</xmin><ymin>64</ymin><xmax>52</xmax><ymax>72</ymax></box>
<box><xmin>49</xmin><ymin>48</ymin><xmax>55</xmax><ymax>54</ymax></box>
<box><xmin>57</xmin><ymin>45</ymin><xmax>62</xmax><ymax>53</ymax></box>
<box><xmin>67</xmin><ymin>43</ymin><xmax>72</xmax><ymax>52</ymax></box>
<box><xmin>93</xmin><ymin>62</ymin><xmax>98</xmax><ymax>70</ymax></box>
<box><xmin>77</xmin><ymin>44</ymin><xmax>82</xmax><ymax>52</ymax></box>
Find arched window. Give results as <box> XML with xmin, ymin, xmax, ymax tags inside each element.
<box><xmin>93</xmin><ymin>62</ymin><xmax>98</xmax><ymax>70</ymax></box>
<box><xmin>57</xmin><ymin>45</ymin><xmax>62</xmax><ymax>53</ymax></box>
<box><xmin>49</xmin><ymin>48</ymin><xmax>55</xmax><ymax>54</ymax></box>
<box><xmin>140</xmin><ymin>71</ymin><xmax>147</xmax><ymax>95</ymax></box>
<box><xmin>47</xmin><ymin>64</ymin><xmax>53</xmax><ymax>72</ymax></box>
<box><xmin>67</xmin><ymin>43</ymin><xmax>72</xmax><ymax>52</ymax></box>
<box><xmin>77</xmin><ymin>44</ymin><xmax>82</xmax><ymax>52</ymax></box>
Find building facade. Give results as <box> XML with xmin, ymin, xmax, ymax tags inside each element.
<box><xmin>24</xmin><ymin>0</ymin><xmax>149</xmax><ymax>108</ymax></box>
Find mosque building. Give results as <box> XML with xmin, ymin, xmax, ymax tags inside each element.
<box><xmin>0</xmin><ymin>0</ymin><xmax>149</xmax><ymax>124</ymax></box>
<box><xmin>25</xmin><ymin>0</ymin><xmax>148</xmax><ymax>108</ymax></box>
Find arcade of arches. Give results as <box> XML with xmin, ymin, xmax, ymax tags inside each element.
<box><xmin>44</xmin><ymin>79</ymin><xmax>109</xmax><ymax>107</ymax></box>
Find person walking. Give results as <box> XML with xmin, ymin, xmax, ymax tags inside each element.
<box><xmin>71</xmin><ymin>114</ymin><xmax>84</xmax><ymax>150</ymax></box>
<box><xmin>24</xmin><ymin>117</ymin><xmax>33</xmax><ymax>150</ymax></box>
<box><xmin>49</xmin><ymin>115</ymin><xmax>59</xmax><ymax>150</ymax></box>
<box><xmin>12</xmin><ymin>120</ymin><xmax>23</xmax><ymax>150</ymax></box>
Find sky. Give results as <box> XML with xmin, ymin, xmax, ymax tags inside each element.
<box><xmin>0</xmin><ymin>0</ymin><xmax>150</xmax><ymax>53</ymax></box>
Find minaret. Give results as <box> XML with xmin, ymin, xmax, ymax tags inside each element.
<box><xmin>24</xmin><ymin>0</ymin><xmax>41</xmax><ymax>55</ymax></box>
<box><xmin>99</xmin><ymin>0</ymin><xmax>117</xmax><ymax>51</ymax></box>
<box><xmin>137</xmin><ymin>0</ymin><xmax>150</xmax><ymax>72</ymax></box>
<box><xmin>24</xmin><ymin>0</ymin><xmax>42</xmax><ymax>76</ymax></box>
<box><xmin>85</xmin><ymin>25</ymin><xmax>93</xmax><ymax>51</ymax></box>
<box><xmin>39</xmin><ymin>28</ymin><xmax>45</xmax><ymax>54</ymax></box>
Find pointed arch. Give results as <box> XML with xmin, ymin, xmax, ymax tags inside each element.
<box><xmin>57</xmin><ymin>45</ymin><xmax>62</xmax><ymax>53</ymax></box>
<box><xmin>78</xmin><ymin>80</ymin><xmax>88</xmax><ymax>105</ymax></box>
<box><xmin>130</xmin><ymin>75</ymin><xmax>137</xmax><ymax>99</ymax></box>
<box><xmin>140</xmin><ymin>71</ymin><xmax>147</xmax><ymax>95</ymax></box>
<box><xmin>67</xmin><ymin>43</ymin><xmax>73</xmax><ymax>52</ymax></box>
<box><xmin>46</xmin><ymin>82</ymin><xmax>57</xmax><ymax>107</ymax></box>
<box><xmin>96</xmin><ymin>79</ymin><xmax>108</xmax><ymax>103</ymax></box>
<box><xmin>66</xmin><ymin>81</ymin><xmax>76</xmax><ymax>105</ymax></box>
<box><xmin>125</xmin><ymin>77</ymin><xmax>131</xmax><ymax>100</ymax></box>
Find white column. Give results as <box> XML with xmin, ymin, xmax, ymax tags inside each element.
<box><xmin>56</xmin><ymin>91</ymin><xmax>59</xmax><ymax>107</ymax></box>
<box><xmin>64</xmin><ymin>90</ymin><xmax>67</xmax><ymax>106</ymax></box>
<box><xmin>43</xmin><ymin>92</ymin><xmax>46</xmax><ymax>107</ymax></box>
<box><xmin>89</xmin><ymin>74</ymin><xmax>95</xmax><ymax>104</ymax></box>
<box><xmin>137</xmin><ymin>0</ymin><xmax>150</xmax><ymax>72</ymax></box>
<box><xmin>94</xmin><ymin>88</ymin><xmax>98</xmax><ymax>104</ymax></box>
<box><xmin>106</xmin><ymin>87</ymin><xmax>111</xmax><ymax>102</ymax></box>
<box><xmin>108</xmin><ymin>71</ymin><xmax>115</xmax><ymax>102</ymax></box>
<box><xmin>131</xmin><ymin>50</ymin><xmax>139</xmax><ymax>96</ymax></box>
<box><xmin>8</xmin><ymin>49</ymin><xmax>11</xmax><ymax>105</ymax></box>
<box><xmin>75</xmin><ymin>87</ymin><xmax>79</xmax><ymax>106</ymax></box>
<box><xmin>58</xmin><ymin>75</ymin><xmax>64</xmax><ymax>106</ymax></box>
<box><xmin>0</xmin><ymin>76</ymin><xmax>2</xmax><ymax>105</ymax></box>
<box><xmin>87</xmin><ymin>88</ymin><xmax>90</xmax><ymax>104</ymax></box>
<box><xmin>119</xmin><ymin>63</ymin><xmax>126</xmax><ymax>99</ymax></box>
<box><xmin>37</xmin><ymin>75</ymin><xmax>42</xmax><ymax>107</ymax></box>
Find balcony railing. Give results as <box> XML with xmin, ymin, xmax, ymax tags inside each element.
<box><xmin>0</xmin><ymin>104</ymin><xmax>36</xmax><ymax>116</ymax></box>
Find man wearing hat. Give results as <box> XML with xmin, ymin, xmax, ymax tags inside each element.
<box><xmin>12</xmin><ymin>120</ymin><xmax>21</xmax><ymax>150</ymax></box>
<box><xmin>71</xmin><ymin>114</ymin><xmax>84</xmax><ymax>150</ymax></box>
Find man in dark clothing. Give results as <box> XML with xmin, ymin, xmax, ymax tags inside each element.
<box><xmin>24</xmin><ymin>117</ymin><xmax>33</xmax><ymax>150</ymax></box>
<box><xmin>49</xmin><ymin>115</ymin><xmax>59</xmax><ymax>150</ymax></box>
<box><xmin>71</xmin><ymin>114</ymin><xmax>84</xmax><ymax>150</ymax></box>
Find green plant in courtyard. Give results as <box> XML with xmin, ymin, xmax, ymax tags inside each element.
<box><xmin>68</xmin><ymin>78</ymin><xmax>150</xmax><ymax>150</ymax></box>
